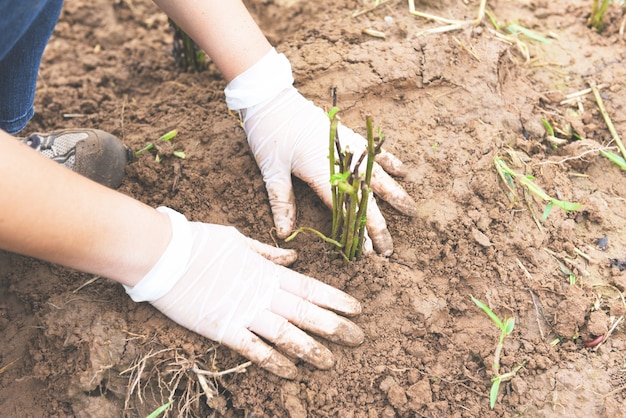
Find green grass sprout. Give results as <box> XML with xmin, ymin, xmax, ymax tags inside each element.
<box><xmin>135</xmin><ymin>129</ymin><xmax>185</xmax><ymax>161</ymax></box>
<box><xmin>484</xmin><ymin>9</ymin><xmax>500</xmax><ymax>30</ymax></box>
<box><xmin>541</xmin><ymin>118</ymin><xmax>555</xmax><ymax>138</ymax></box>
<box><xmin>589</xmin><ymin>0</ymin><xmax>612</xmax><ymax>32</ymax></box>
<box><xmin>494</xmin><ymin>156</ymin><xmax>583</xmax><ymax>220</ymax></box>
<box><xmin>146</xmin><ymin>401</ymin><xmax>173</xmax><ymax>418</ymax></box>
<box><xmin>503</xmin><ymin>22</ymin><xmax>552</xmax><ymax>44</ymax></box>
<box><xmin>470</xmin><ymin>295</ymin><xmax>524</xmax><ymax>409</ymax></box>
<box><xmin>599</xmin><ymin>150</ymin><xmax>626</xmax><ymax>170</ymax></box>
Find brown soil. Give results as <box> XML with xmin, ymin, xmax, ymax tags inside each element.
<box><xmin>2</xmin><ymin>0</ymin><xmax>626</xmax><ymax>416</ymax></box>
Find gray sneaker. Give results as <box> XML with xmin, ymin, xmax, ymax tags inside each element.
<box><xmin>22</xmin><ymin>129</ymin><xmax>133</xmax><ymax>189</ymax></box>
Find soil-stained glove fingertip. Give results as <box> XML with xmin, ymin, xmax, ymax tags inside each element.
<box><xmin>335</xmin><ymin>319</ymin><xmax>365</xmax><ymax>347</ymax></box>
<box><xmin>260</xmin><ymin>352</ymin><xmax>298</xmax><ymax>379</ymax></box>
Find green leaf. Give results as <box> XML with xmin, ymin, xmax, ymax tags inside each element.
<box><xmin>569</xmin><ymin>273</ymin><xmax>577</xmax><ymax>285</ymax></box>
<box><xmin>330</xmin><ymin>171</ymin><xmax>351</xmax><ymax>184</ymax></box>
<box><xmin>541</xmin><ymin>118</ymin><xmax>555</xmax><ymax>136</ymax></box>
<box><xmin>146</xmin><ymin>401</ymin><xmax>173</xmax><ymax>418</ymax></box>
<box><xmin>490</xmin><ymin>377</ymin><xmax>501</xmax><ymax>409</ymax></box>
<box><xmin>504</xmin><ymin>317</ymin><xmax>515</xmax><ymax>335</ymax></box>
<box><xmin>173</xmin><ymin>150</ymin><xmax>186</xmax><ymax>159</ymax></box>
<box><xmin>552</xmin><ymin>200</ymin><xmax>583</xmax><ymax>212</ymax></box>
<box><xmin>541</xmin><ymin>201</ymin><xmax>554</xmax><ymax>221</ymax></box>
<box><xmin>158</xmin><ymin>129</ymin><xmax>178</xmax><ymax>142</ymax></box>
<box><xmin>600</xmin><ymin>150</ymin><xmax>626</xmax><ymax>170</ymax></box>
<box><xmin>328</xmin><ymin>106</ymin><xmax>340</xmax><ymax>120</ymax></box>
<box><xmin>470</xmin><ymin>295</ymin><xmax>505</xmax><ymax>331</ymax></box>
<box><xmin>504</xmin><ymin>23</ymin><xmax>552</xmax><ymax>43</ymax></box>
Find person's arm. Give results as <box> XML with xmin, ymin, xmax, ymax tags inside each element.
<box><xmin>1</xmin><ymin>130</ymin><xmax>363</xmax><ymax>378</ymax></box>
<box><xmin>153</xmin><ymin>0</ymin><xmax>271</xmax><ymax>82</ymax></box>
<box><xmin>153</xmin><ymin>0</ymin><xmax>417</xmax><ymax>255</ymax></box>
<box><xmin>0</xmin><ymin>130</ymin><xmax>169</xmax><ymax>287</ymax></box>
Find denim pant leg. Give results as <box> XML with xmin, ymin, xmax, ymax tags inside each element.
<box><xmin>0</xmin><ymin>0</ymin><xmax>64</xmax><ymax>134</ymax></box>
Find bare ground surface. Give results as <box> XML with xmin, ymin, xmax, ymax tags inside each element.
<box><xmin>1</xmin><ymin>0</ymin><xmax>626</xmax><ymax>416</ymax></box>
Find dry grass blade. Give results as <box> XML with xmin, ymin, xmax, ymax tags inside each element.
<box><xmin>73</xmin><ymin>275</ymin><xmax>101</xmax><ymax>293</ymax></box>
<box><xmin>0</xmin><ymin>358</ymin><xmax>20</xmax><ymax>376</ymax></box>
<box><xmin>408</xmin><ymin>0</ymin><xmax>486</xmax><ymax>35</ymax></box>
<box><xmin>591</xmin><ymin>82</ymin><xmax>626</xmax><ymax>160</ymax></box>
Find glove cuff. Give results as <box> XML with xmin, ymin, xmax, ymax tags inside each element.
<box><xmin>123</xmin><ymin>207</ymin><xmax>193</xmax><ymax>302</ymax></box>
<box><xmin>224</xmin><ymin>47</ymin><xmax>294</xmax><ymax>111</ymax></box>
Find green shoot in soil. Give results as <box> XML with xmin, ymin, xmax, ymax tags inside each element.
<box><xmin>503</xmin><ymin>22</ymin><xmax>552</xmax><ymax>44</ymax></box>
<box><xmin>494</xmin><ymin>156</ymin><xmax>582</xmax><ymax>221</ymax></box>
<box><xmin>600</xmin><ymin>150</ymin><xmax>626</xmax><ymax>170</ymax></box>
<box><xmin>287</xmin><ymin>105</ymin><xmax>382</xmax><ymax>262</ymax></box>
<box><xmin>588</xmin><ymin>0</ymin><xmax>612</xmax><ymax>32</ymax></box>
<box><xmin>169</xmin><ymin>20</ymin><xmax>206</xmax><ymax>72</ymax></box>
<box><xmin>470</xmin><ymin>295</ymin><xmax>524</xmax><ymax>409</ymax></box>
<box><xmin>135</xmin><ymin>129</ymin><xmax>186</xmax><ymax>161</ymax></box>
<box><xmin>146</xmin><ymin>401</ymin><xmax>172</xmax><ymax>418</ymax></box>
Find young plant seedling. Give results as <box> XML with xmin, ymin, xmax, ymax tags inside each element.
<box><xmin>146</xmin><ymin>401</ymin><xmax>173</xmax><ymax>418</ymax></box>
<box><xmin>287</xmin><ymin>104</ymin><xmax>382</xmax><ymax>263</ymax></box>
<box><xmin>470</xmin><ymin>295</ymin><xmax>525</xmax><ymax>409</ymax></box>
<box><xmin>494</xmin><ymin>156</ymin><xmax>582</xmax><ymax>221</ymax></box>
<box><xmin>169</xmin><ymin>19</ymin><xmax>206</xmax><ymax>72</ymax></box>
<box><xmin>588</xmin><ymin>0</ymin><xmax>612</xmax><ymax>32</ymax></box>
<box><xmin>135</xmin><ymin>129</ymin><xmax>186</xmax><ymax>162</ymax></box>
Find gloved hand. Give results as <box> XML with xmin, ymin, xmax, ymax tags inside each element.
<box><xmin>225</xmin><ymin>49</ymin><xmax>417</xmax><ymax>256</ymax></box>
<box><xmin>124</xmin><ymin>207</ymin><xmax>364</xmax><ymax>379</ymax></box>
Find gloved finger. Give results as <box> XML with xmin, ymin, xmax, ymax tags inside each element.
<box><xmin>219</xmin><ymin>326</ymin><xmax>298</xmax><ymax>379</ymax></box>
<box><xmin>271</xmin><ymin>288</ymin><xmax>364</xmax><ymax>347</ymax></box>
<box><xmin>278</xmin><ymin>268</ymin><xmax>362</xmax><ymax>317</ymax></box>
<box><xmin>245</xmin><ymin>236</ymin><xmax>297</xmax><ymax>266</ymax></box>
<box><xmin>364</xmin><ymin>194</ymin><xmax>394</xmax><ymax>256</ymax></box>
<box><xmin>264</xmin><ymin>177</ymin><xmax>297</xmax><ymax>239</ymax></box>
<box><xmin>361</xmin><ymin>227</ymin><xmax>374</xmax><ymax>255</ymax></box>
<box><xmin>375</xmin><ymin>148</ymin><xmax>408</xmax><ymax>177</ymax></box>
<box><xmin>370</xmin><ymin>163</ymin><xmax>418</xmax><ymax>216</ymax></box>
<box><xmin>249</xmin><ymin>310</ymin><xmax>334</xmax><ymax>370</ymax></box>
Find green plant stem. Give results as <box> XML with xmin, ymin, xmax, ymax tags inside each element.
<box><xmin>170</xmin><ymin>19</ymin><xmax>206</xmax><ymax>72</ymax></box>
<box><xmin>329</xmin><ymin>108</ymin><xmax>341</xmax><ymax>242</ymax></box>
<box><xmin>589</xmin><ymin>0</ymin><xmax>611</xmax><ymax>32</ymax></box>
<box><xmin>345</xmin><ymin>182</ymin><xmax>360</xmax><ymax>260</ymax></box>
<box><xmin>285</xmin><ymin>227</ymin><xmax>343</xmax><ymax>248</ymax></box>
<box><xmin>493</xmin><ymin>330</ymin><xmax>505</xmax><ymax>375</ymax></box>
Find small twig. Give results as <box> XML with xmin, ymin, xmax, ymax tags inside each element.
<box><xmin>526</xmin><ymin>286</ymin><xmax>563</xmax><ymax>342</ymax></box>
<box><xmin>408</xmin><ymin>0</ymin><xmax>486</xmax><ymax>35</ymax></box>
<box><xmin>593</xmin><ymin>316</ymin><xmax>624</xmax><ymax>351</ymax></box>
<box><xmin>559</xmin><ymin>85</ymin><xmax>606</xmax><ymax>105</ymax></box>
<box><xmin>389</xmin><ymin>257</ymin><xmax>416</xmax><ymax>269</ymax></box>
<box><xmin>535</xmin><ymin>145</ymin><xmax>617</xmax><ymax>166</ymax></box>
<box><xmin>452</xmin><ymin>36</ymin><xmax>481</xmax><ymax>61</ymax></box>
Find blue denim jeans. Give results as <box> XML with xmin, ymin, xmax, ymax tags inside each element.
<box><xmin>0</xmin><ymin>0</ymin><xmax>64</xmax><ymax>134</ymax></box>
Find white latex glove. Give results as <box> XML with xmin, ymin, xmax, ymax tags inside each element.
<box><xmin>125</xmin><ymin>207</ymin><xmax>364</xmax><ymax>379</ymax></box>
<box><xmin>225</xmin><ymin>49</ymin><xmax>417</xmax><ymax>256</ymax></box>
